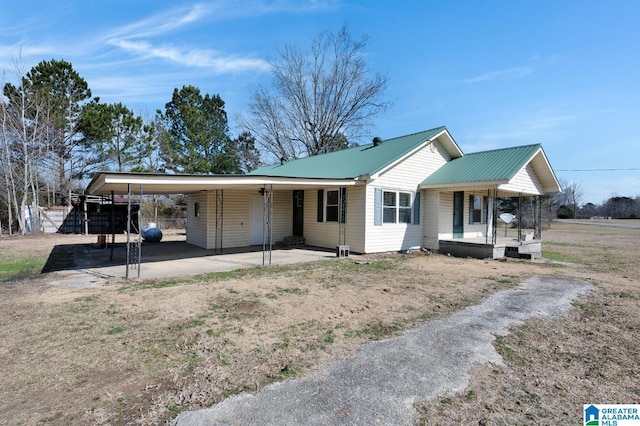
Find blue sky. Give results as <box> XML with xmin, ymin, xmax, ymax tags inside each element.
<box><xmin>2</xmin><ymin>0</ymin><xmax>639</xmax><ymax>204</ymax></box>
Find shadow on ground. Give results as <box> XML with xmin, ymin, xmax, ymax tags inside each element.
<box><xmin>41</xmin><ymin>239</ymin><xmax>334</xmax><ymax>274</ymax></box>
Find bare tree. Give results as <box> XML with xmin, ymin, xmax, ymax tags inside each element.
<box><xmin>241</xmin><ymin>25</ymin><xmax>390</xmax><ymax>161</ymax></box>
<box><xmin>5</xmin><ymin>59</ymin><xmax>93</xmax><ymax>205</ymax></box>
<box><xmin>1</xmin><ymin>56</ymin><xmax>50</xmax><ymax>234</ymax></box>
<box><xmin>563</xmin><ymin>181</ymin><xmax>583</xmax><ymax>217</ymax></box>
<box><xmin>549</xmin><ymin>179</ymin><xmax>583</xmax><ymax>218</ymax></box>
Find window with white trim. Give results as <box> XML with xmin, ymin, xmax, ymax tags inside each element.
<box><xmin>383</xmin><ymin>190</ymin><xmax>412</xmax><ymax>224</ymax></box>
<box><xmin>326</xmin><ymin>190</ymin><xmax>339</xmax><ymax>222</ymax></box>
<box><xmin>469</xmin><ymin>195</ymin><xmax>488</xmax><ymax>224</ymax></box>
<box><xmin>317</xmin><ymin>188</ymin><xmax>347</xmax><ymax>223</ymax></box>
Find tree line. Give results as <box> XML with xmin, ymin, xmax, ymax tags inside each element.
<box><xmin>0</xmin><ymin>59</ymin><xmax>263</xmax><ymax>234</ymax></box>
<box><xmin>550</xmin><ymin>181</ymin><xmax>639</xmax><ymax>219</ymax></box>
<box><xmin>1</xmin><ymin>26</ymin><xmax>389</xmax><ymax>234</ymax></box>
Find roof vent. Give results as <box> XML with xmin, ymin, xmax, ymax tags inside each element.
<box><xmin>372</xmin><ymin>136</ymin><xmax>382</xmax><ymax>147</ymax></box>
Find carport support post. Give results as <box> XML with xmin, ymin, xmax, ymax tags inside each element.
<box><xmin>262</xmin><ymin>184</ymin><xmax>273</xmax><ymax>266</ymax></box>
<box><xmin>126</xmin><ymin>184</ymin><xmax>131</xmax><ymax>280</ymax></box>
<box><xmin>338</xmin><ymin>186</ymin><xmax>347</xmax><ymax>246</ymax></box>
<box><xmin>137</xmin><ymin>184</ymin><xmax>142</xmax><ymax>279</ymax></box>
<box><xmin>110</xmin><ymin>190</ymin><xmax>115</xmax><ymax>262</ymax></box>
<box><xmin>215</xmin><ymin>190</ymin><xmax>223</xmax><ymax>253</ymax></box>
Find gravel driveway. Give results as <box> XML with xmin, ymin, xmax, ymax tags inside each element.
<box><xmin>174</xmin><ymin>275</ymin><xmax>592</xmax><ymax>425</ymax></box>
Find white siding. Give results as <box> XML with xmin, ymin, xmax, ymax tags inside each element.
<box><xmin>364</xmin><ymin>141</ymin><xmax>449</xmax><ymax>253</ymax></box>
<box><xmin>438</xmin><ymin>192</ymin><xmax>454</xmax><ymax>239</ymax></box>
<box><xmin>214</xmin><ymin>190</ymin><xmax>250</xmax><ymax>249</ymax></box>
<box><xmin>202</xmin><ymin>190</ymin><xmax>293</xmax><ymax>249</ymax></box>
<box><xmin>272</xmin><ymin>191</ymin><xmax>293</xmax><ymax>243</ymax></box>
<box><xmin>345</xmin><ymin>186</ymin><xmax>366</xmax><ymax>253</ymax></box>
<box><xmin>423</xmin><ymin>190</ymin><xmax>440</xmax><ymax>250</ymax></box>
<box><xmin>303</xmin><ymin>187</ymin><xmax>365</xmax><ymax>253</ymax></box>
<box><xmin>186</xmin><ymin>192</ymin><xmax>208</xmax><ymax>248</ymax></box>
<box><xmin>501</xmin><ymin>164</ymin><xmax>544</xmax><ymax>195</ymax></box>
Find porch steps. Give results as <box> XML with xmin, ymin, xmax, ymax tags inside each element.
<box><xmin>277</xmin><ymin>236</ymin><xmax>306</xmax><ymax>248</ymax></box>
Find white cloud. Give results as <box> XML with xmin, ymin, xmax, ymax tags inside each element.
<box><xmin>463</xmin><ymin>110</ymin><xmax>577</xmax><ymax>152</ymax></box>
<box><xmin>463</xmin><ymin>66</ymin><xmax>532</xmax><ymax>84</ymax></box>
<box><xmin>102</xmin><ymin>3</ymin><xmax>271</xmax><ymax>73</ymax></box>
<box><xmin>110</xmin><ymin>39</ymin><xmax>269</xmax><ymax>73</ymax></box>
<box><xmin>105</xmin><ymin>4</ymin><xmax>211</xmax><ymax>41</ymax></box>
<box><xmin>462</xmin><ymin>54</ymin><xmax>561</xmax><ymax>84</ymax></box>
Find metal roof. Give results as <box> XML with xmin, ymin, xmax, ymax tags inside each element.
<box><xmin>249</xmin><ymin>126</ymin><xmax>458</xmax><ymax>179</ymax></box>
<box><xmin>420</xmin><ymin>143</ymin><xmax>561</xmax><ymax>193</ymax></box>
<box><xmin>86</xmin><ymin>172</ymin><xmax>360</xmax><ymax>195</ymax></box>
<box><xmin>85</xmin><ymin>129</ymin><xmax>560</xmax><ymax>197</ymax></box>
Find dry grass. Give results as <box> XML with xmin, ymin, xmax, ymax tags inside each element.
<box><xmin>0</xmin><ymin>221</ymin><xmax>638</xmax><ymax>425</ymax></box>
<box><xmin>415</xmin><ymin>221</ymin><xmax>640</xmax><ymax>425</ymax></box>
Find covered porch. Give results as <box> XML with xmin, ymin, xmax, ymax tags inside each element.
<box><xmin>420</xmin><ymin>144</ymin><xmax>561</xmax><ymax>260</ymax></box>
<box><xmin>430</xmin><ymin>187</ymin><xmax>546</xmax><ymax>260</ymax></box>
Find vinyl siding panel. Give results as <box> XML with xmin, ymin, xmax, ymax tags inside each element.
<box><xmin>423</xmin><ymin>190</ymin><xmax>440</xmax><ymax>250</ymax></box>
<box><xmin>213</xmin><ymin>190</ymin><xmax>249</xmax><ymax>249</ymax></box>
<box><xmin>272</xmin><ymin>191</ymin><xmax>293</xmax><ymax>242</ymax></box>
<box><xmin>206</xmin><ymin>190</ymin><xmax>293</xmax><ymax>249</ymax></box>
<box><xmin>438</xmin><ymin>192</ymin><xmax>454</xmax><ymax>239</ymax></box>
<box><xmin>500</xmin><ymin>164</ymin><xmax>544</xmax><ymax>195</ymax></box>
<box><xmin>344</xmin><ymin>186</ymin><xmax>366</xmax><ymax>253</ymax></box>
<box><xmin>364</xmin><ymin>142</ymin><xmax>449</xmax><ymax>253</ymax></box>
<box><xmin>186</xmin><ymin>192</ymin><xmax>208</xmax><ymax>249</ymax></box>
<box><xmin>302</xmin><ymin>187</ymin><xmax>364</xmax><ymax>253</ymax></box>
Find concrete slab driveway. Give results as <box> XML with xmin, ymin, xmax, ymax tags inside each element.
<box><xmin>174</xmin><ymin>275</ymin><xmax>592</xmax><ymax>426</ymax></box>
<box><xmin>46</xmin><ymin>240</ymin><xmax>341</xmax><ymax>287</ymax></box>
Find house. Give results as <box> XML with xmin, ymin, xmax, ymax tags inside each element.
<box><xmin>86</xmin><ymin>126</ymin><xmax>561</xmax><ymax>259</ymax></box>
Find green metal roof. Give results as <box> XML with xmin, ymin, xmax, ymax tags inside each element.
<box><xmin>249</xmin><ymin>127</ymin><xmax>447</xmax><ymax>179</ymax></box>
<box><xmin>421</xmin><ymin>144</ymin><xmax>542</xmax><ymax>186</ymax></box>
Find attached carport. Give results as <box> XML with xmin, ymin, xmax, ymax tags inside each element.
<box><xmin>86</xmin><ymin>172</ymin><xmax>361</xmax><ymax>278</ymax></box>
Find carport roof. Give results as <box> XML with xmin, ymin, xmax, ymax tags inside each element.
<box><xmin>86</xmin><ymin>172</ymin><xmax>361</xmax><ymax>195</ymax></box>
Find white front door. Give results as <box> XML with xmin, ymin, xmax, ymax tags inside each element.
<box><xmin>250</xmin><ymin>196</ymin><xmax>264</xmax><ymax>245</ymax></box>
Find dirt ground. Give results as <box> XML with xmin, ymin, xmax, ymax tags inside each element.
<box><xmin>0</xmin><ymin>221</ymin><xmax>638</xmax><ymax>425</ymax></box>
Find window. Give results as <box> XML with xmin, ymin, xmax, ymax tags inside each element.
<box><xmin>469</xmin><ymin>195</ymin><xmax>488</xmax><ymax>224</ymax></box>
<box><xmin>382</xmin><ymin>190</ymin><xmax>412</xmax><ymax>224</ymax></box>
<box><xmin>383</xmin><ymin>191</ymin><xmax>396</xmax><ymax>223</ymax></box>
<box><xmin>326</xmin><ymin>190</ymin><xmax>339</xmax><ymax>222</ymax></box>
<box><xmin>194</xmin><ymin>202</ymin><xmax>200</xmax><ymax>218</ymax></box>
<box><xmin>317</xmin><ymin>188</ymin><xmax>346</xmax><ymax>223</ymax></box>
<box><xmin>399</xmin><ymin>192</ymin><xmax>412</xmax><ymax>223</ymax></box>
